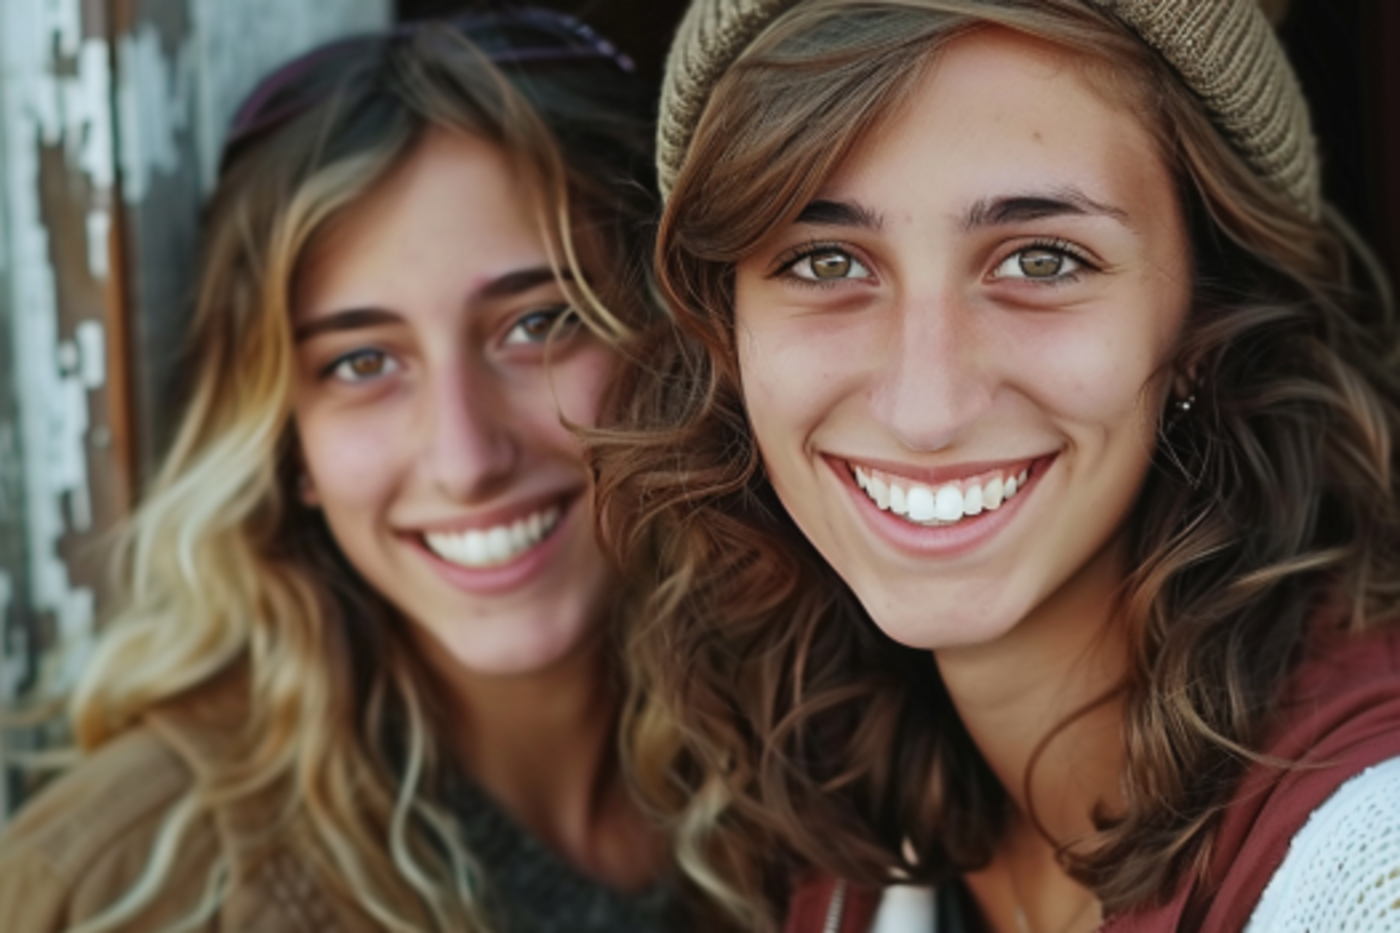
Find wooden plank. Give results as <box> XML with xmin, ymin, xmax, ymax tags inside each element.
<box><xmin>0</xmin><ymin>0</ymin><xmax>123</xmax><ymax>816</ymax></box>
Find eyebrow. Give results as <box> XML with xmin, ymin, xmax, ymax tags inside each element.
<box><xmin>294</xmin><ymin>265</ymin><xmax>570</xmax><ymax>342</ymax></box>
<box><xmin>294</xmin><ymin>307</ymin><xmax>401</xmax><ymax>342</ymax></box>
<box><xmin>961</xmin><ymin>187</ymin><xmax>1132</xmax><ymax>231</ymax></box>
<box><xmin>793</xmin><ymin>199</ymin><xmax>885</xmax><ymax>231</ymax></box>
<box><xmin>476</xmin><ymin>265</ymin><xmax>570</xmax><ymax>302</ymax></box>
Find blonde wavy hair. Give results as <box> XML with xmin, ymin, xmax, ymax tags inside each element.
<box><xmin>593</xmin><ymin>0</ymin><xmax>1400</xmax><ymax>929</ymax></box>
<box><xmin>60</xmin><ymin>18</ymin><xmax>655</xmax><ymax>933</ymax></box>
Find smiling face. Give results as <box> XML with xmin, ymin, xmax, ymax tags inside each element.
<box><xmin>732</xmin><ymin>28</ymin><xmax>1193</xmax><ymax>651</ymax></box>
<box><xmin>293</xmin><ymin>128</ymin><xmax>616</xmax><ymax>676</ymax></box>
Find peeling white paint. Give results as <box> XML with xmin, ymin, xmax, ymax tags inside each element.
<box><xmin>76</xmin><ymin>320</ymin><xmax>104</xmax><ymax>390</ymax></box>
<box><xmin>69</xmin><ymin>40</ymin><xmax>115</xmax><ymax>192</ymax></box>
<box><xmin>85</xmin><ymin>207</ymin><xmax>109</xmax><ymax>279</ymax></box>
<box><xmin>116</xmin><ymin>1</ymin><xmax>390</xmax><ymax>201</ymax></box>
<box><xmin>0</xmin><ymin>0</ymin><xmax>115</xmax><ymax>697</ymax></box>
<box><xmin>115</xmin><ymin>21</ymin><xmax>194</xmax><ymax>205</ymax></box>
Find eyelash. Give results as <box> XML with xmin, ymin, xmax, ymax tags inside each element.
<box><xmin>771</xmin><ymin>241</ymin><xmax>872</xmax><ymax>289</ymax></box>
<box><xmin>770</xmin><ymin>238</ymin><xmax>1100</xmax><ymax>290</ymax></box>
<box><xmin>991</xmin><ymin>238</ymin><xmax>1098</xmax><ymax>286</ymax></box>
<box><xmin>503</xmin><ymin>305</ymin><xmax>578</xmax><ymax>346</ymax></box>
<box><xmin>322</xmin><ymin>348</ymin><xmax>399</xmax><ymax>384</ymax></box>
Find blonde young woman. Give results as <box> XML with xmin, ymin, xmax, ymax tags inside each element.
<box><xmin>0</xmin><ymin>10</ymin><xmax>688</xmax><ymax>932</ymax></box>
<box><xmin>596</xmin><ymin>0</ymin><xmax>1400</xmax><ymax>931</ymax></box>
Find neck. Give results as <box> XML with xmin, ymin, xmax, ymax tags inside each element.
<box><xmin>419</xmin><ymin>627</ymin><xmax>660</xmax><ymax>892</ymax></box>
<box><xmin>938</xmin><ymin>541</ymin><xmax>1129</xmax><ymax>932</ymax></box>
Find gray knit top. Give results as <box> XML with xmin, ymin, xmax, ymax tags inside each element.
<box><xmin>450</xmin><ymin>778</ymin><xmax>685</xmax><ymax>933</ymax></box>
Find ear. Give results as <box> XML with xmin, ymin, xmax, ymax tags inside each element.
<box><xmin>297</xmin><ymin>470</ymin><xmax>321</xmax><ymax>508</ymax></box>
<box><xmin>1172</xmin><ymin>363</ymin><xmax>1199</xmax><ymax>402</ymax></box>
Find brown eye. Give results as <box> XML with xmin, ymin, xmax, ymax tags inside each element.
<box><xmin>812</xmin><ymin>251</ymin><xmax>853</xmax><ymax>279</ymax></box>
<box><xmin>789</xmin><ymin>247</ymin><xmax>871</xmax><ymax>282</ymax></box>
<box><xmin>329</xmin><ymin>349</ymin><xmax>399</xmax><ymax>383</ymax></box>
<box><xmin>1018</xmin><ymin>249</ymin><xmax>1064</xmax><ymax>278</ymax></box>
<box><xmin>991</xmin><ymin>244</ymin><xmax>1086</xmax><ymax>283</ymax></box>
<box><xmin>505</xmin><ymin>307</ymin><xmax>577</xmax><ymax>346</ymax></box>
<box><xmin>349</xmin><ymin>354</ymin><xmax>386</xmax><ymax>376</ymax></box>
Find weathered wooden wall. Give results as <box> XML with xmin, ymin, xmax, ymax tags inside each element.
<box><xmin>0</xmin><ymin>0</ymin><xmax>388</xmax><ymax>821</ymax></box>
<box><xmin>0</xmin><ymin>0</ymin><xmax>125</xmax><ymax>820</ymax></box>
<box><xmin>115</xmin><ymin>0</ymin><xmax>391</xmax><ymax>471</ymax></box>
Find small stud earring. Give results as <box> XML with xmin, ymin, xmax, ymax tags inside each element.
<box><xmin>1175</xmin><ymin>393</ymin><xmax>1196</xmax><ymax>414</ymax></box>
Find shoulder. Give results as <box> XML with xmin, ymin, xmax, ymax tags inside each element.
<box><xmin>0</xmin><ymin>694</ymin><xmax>367</xmax><ymax>932</ymax></box>
<box><xmin>0</xmin><ymin>726</ymin><xmax>216</xmax><ymax>932</ymax></box>
<box><xmin>1246</xmin><ymin>756</ymin><xmax>1400</xmax><ymax>932</ymax></box>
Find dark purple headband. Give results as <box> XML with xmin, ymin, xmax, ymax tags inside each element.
<box><xmin>223</xmin><ymin>7</ymin><xmax>635</xmax><ymax>162</ymax></box>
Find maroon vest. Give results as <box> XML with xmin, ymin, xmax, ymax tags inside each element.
<box><xmin>1103</xmin><ymin>624</ymin><xmax>1400</xmax><ymax>932</ymax></box>
<box><xmin>787</xmin><ymin>626</ymin><xmax>1400</xmax><ymax>933</ymax></box>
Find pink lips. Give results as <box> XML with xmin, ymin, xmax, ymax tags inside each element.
<box><xmin>833</xmin><ymin>453</ymin><xmax>1055</xmax><ymax>558</ymax></box>
<box><xmin>406</xmin><ymin>494</ymin><xmax>576</xmax><ymax>596</ymax></box>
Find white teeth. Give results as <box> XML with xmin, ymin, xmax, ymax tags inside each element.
<box><xmin>851</xmin><ymin>463</ymin><xmax>1034</xmax><ymax>528</ymax></box>
<box><xmin>889</xmin><ymin>483</ymin><xmax>908</xmax><ymax>516</ymax></box>
<box><xmin>485</xmin><ymin>527</ymin><xmax>511</xmax><ymax>562</ymax></box>
<box><xmin>934</xmin><ymin>486</ymin><xmax>964</xmax><ymax>522</ymax></box>
<box><xmin>983</xmin><ymin>477</ymin><xmax>1004</xmax><ymax>510</ymax></box>
<box><xmin>464</xmin><ymin>532</ymin><xmax>489</xmax><ymax>565</ymax></box>
<box><xmin>963</xmin><ymin>485</ymin><xmax>983</xmax><ymax>516</ymax></box>
<box><xmin>906</xmin><ymin>486</ymin><xmax>936</xmax><ymax>521</ymax></box>
<box><xmin>424</xmin><ymin>506</ymin><xmax>561</xmax><ymax>568</ymax></box>
<box><xmin>871</xmin><ymin>476</ymin><xmax>890</xmax><ymax>510</ymax></box>
<box><xmin>509</xmin><ymin>521</ymin><xmax>529</xmax><ymax>552</ymax></box>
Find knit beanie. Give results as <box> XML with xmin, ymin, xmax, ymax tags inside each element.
<box><xmin>657</xmin><ymin>0</ymin><xmax>1320</xmax><ymax>218</ymax></box>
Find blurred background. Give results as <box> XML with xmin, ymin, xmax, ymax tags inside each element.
<box><xmin>0</xmin><ymin>0</ymin><xmax>1395</xmax><ymax>819</ymax></box>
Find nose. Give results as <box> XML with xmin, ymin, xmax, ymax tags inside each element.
<box><xmin>418</xmin><ymin>357</ymin><xmax>519</xmax><ymax>502</ymax></box>
<box><xmin>869</xmin><ymin>288</ymin><xmax>996</xmax><ymax>451</ymax></box>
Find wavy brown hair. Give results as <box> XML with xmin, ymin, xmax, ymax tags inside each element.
<box><xmin>61</xmin><ymin>17</ymin><xmax>656</xmax><ymax>933</ymax></box>
<box><xmin>592</xmin><ymin>0</ymin><xmax>1400</xmax><ymax>928</ymax></box>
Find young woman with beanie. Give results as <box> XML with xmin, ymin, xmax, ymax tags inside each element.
<box><xmin>595</xmin><ymin>0</ymin><xmax>1400</xmax><ymax>930</ymax></box>
<box><xmin>0</xmin><ymin>10</ymin><xmax>696</xmax><ymax>932</ymax></box>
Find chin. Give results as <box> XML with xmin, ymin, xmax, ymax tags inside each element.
<box><xmin>440</xmin><ymin>624</ymin><xmax>593</xmax><ymax>677</ymax></box>
<box><xmin>849</xmin><ymin>575</ymin><xmax>1025</xmax><ymax>652</ymax></box>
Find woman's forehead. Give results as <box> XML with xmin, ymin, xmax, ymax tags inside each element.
<box><xmin>806</xmin><ymin>27</ymin><xmax>1171</xmax><ymax>237</ymax></box>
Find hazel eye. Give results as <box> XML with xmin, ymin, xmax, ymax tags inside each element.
<box><xmin>789</xmin><ymin>248</ymin><xmax>872</xmax><ymax>282</ymax></box>
<box><xmin>330</xmin><ymin>349</ymin><xmax>399</xmax><ymax>383</ymax></box>
<box><xmin>505</xmin><ymin>306</ymin><xmax>577</xmax><ymax>345</ymax></box>
<box><xmin>991</xmin><ymin>246</ymin><xmax>1084</xmax><ymax>282</ymax></box>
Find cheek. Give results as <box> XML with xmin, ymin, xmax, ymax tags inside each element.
<box><xmin>735</xmin><ymin>297</ymin><xmax>867</xmax><ymax>448</ymax></box>
<box><xmin>1002</xmin><ymin>302</ymin><xmax>1180</xmax><ymax>429</ymax></box>
<box><xmin>296</xmin><ymin>401</ymin><xmax>407</xmax><ymax>507</ymax></box>
<box><xmin>548</xmin><ymin>344</ymin><xmax>615</xmax><ymax>429</ymax></box>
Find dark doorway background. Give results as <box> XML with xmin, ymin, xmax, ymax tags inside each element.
<box><xmin>397</xmin><ymin>0</ymin><xmax>1400</xmax><ymax>283</ymax></box>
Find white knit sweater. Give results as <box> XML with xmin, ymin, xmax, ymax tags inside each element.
<box><xmin>1243</xmin><ymin>756</ymin><xmax>1400</xmax><ymax>932</ymax></box>
<box><xmin>868</xmin><ymin>756</ymin><xmax>1400</xmax><ymax>932</ymax></box>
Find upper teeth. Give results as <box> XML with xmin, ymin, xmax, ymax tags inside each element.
<box><xmin>424</xmin><ymin>506</ymin><xmax>561</xmax><ymax>568</ymax></box>
<box><xmin>853</xmin><ymin>464</ymin><xmax>1030</xmax><ymax>526</ymax></box>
